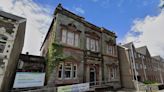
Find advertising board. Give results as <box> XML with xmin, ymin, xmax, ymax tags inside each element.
<box><xmin>13</xmin><ymin>72</ymin><xmax>45</xmax><ymax>88</ymax></box>
<box><xmin>57</xmin><ymin>83</ymin><xmax>89</xmax><ymax>92</ymax></box>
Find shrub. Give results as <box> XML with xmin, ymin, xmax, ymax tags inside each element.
<box><xmin>143</xmin><ymin>80</ymin><xmax>157</xmax><ymax>84</ymax></box>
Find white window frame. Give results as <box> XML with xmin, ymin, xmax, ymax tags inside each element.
<box><xmin>67</xmin><ymin>32</ymin><xmax>74</xmax><ymax>46</ymax></box>
<box><xmin>64</xmin><ymin>63</ymin><xmax>72</xmax><ymax>79</ymax></box>
<box><xmin>61</xmin><ymin>29</ymin><xmax>79</xmax><ymax>47</ymax></box>
<box><xmin>109</xmin><ymin>66</ymin><xmax>117</xmax><ymax>81</ymax></box>
<box><xmin>136</xmin><ymin>63</ymin><xmax>139</xmax><ymax>70</ymax></box>
<box><xmin>107</xmin><ymin>43</ymin><xmax>115</xmax><ymax>55</ymax></box>
<box><xmin>72</xmin><ymin>64</ymin><xmax>77</xmax><ymax>78</ymax></box>
<box><xmin>58</xmin><ymin>63</ymin><xmax>63</xmax><ymax>79</ymax></box>
<box><xmin>86</xmin><ymin>37</ymin><xmax>99</xmax><ymax>52</ymax></box>
<box><xmin>0</xmin><ymin>34</ymin><xmax>8</xmax><ymax>53</ymax></box>
<box><xmin>58</xmin><ymin>62</ymin><xmax>77</xmax><ymax>79</ymax></box>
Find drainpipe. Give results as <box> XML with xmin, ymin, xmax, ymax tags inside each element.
<box><xmin>141</xmin><ymin>56</ymin><xmax>147</xmax><ymax>80</ymax></box>
<box><xmin>130</xmin><ymin>44</ymin><xmax>139</xmax><ymax>91</ymax></box>
<box><xmin>100</xmin><ymin>28</ymin><xmax>104</xmax><ymax>84</ymax></box>
<box><xmin>158</xmin><ymin>61</ymin><xmax>163</xmax><ymax>84</ymax></box>
<box><xmin>127</xmin><ymin>49</ymin><xmax>135</xmax><ymax>81</ymax></box>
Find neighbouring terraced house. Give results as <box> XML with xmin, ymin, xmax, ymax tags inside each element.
<box><xmin>40</xmin><ymin>4</ymin><xmax>121</xmax><ymax>90</ymax></box>
<box><xmin>118</xmin><ymin>42</ymin><xmax>164</xmax><ymax>89</ymax></box>
<box><xmin>0</xmin><ymin>11</ymin><xmax>26</xmax><ymax>92</ymax></box>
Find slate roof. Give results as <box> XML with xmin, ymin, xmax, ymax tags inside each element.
<box><xmin>135</xmin><ymin>46</ymin><xmax>147</xmax><ymax>55</ymax></box>
<box><xmin>135</xmin><ymin>46</ymin><xmax>151</xmax><ymax>56</ymax></box>
<box><xmin>152</xmin><ymin>55</ymin><xmax>164</xmax><ymax>62</ymax></box>
<box><xmin>0</xmin><ymin>10</ymin><xmax>25</xmax><ymax>21</ymax></box>
<box><xmin>122</xmin><ymin>42</ymin><xmax>133</xmax><ymax>49</ymax></box>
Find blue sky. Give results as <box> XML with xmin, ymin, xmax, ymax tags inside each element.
<box><xmin>0</xmin><ymin>0</ymin><xmax>164</xmax><ymax>57</ymax></box>
<box><xmin>33</xmin><ymin>0</ymin><xmax>160</xmax><ymax>40</ymax></box>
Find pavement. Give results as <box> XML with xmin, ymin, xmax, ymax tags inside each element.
<box><xmin>158</xmin><ymin>90</ymin><xmax>164</xmax><ymax>92</ymax></box>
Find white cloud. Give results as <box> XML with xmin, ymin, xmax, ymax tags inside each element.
<box><xmin>74</xmin><ymin>7</ymin><xmax>85</xmax><ymax>14</ymax></box>
<box><xmin>0</xmin><ymin>0</ymin><xmax>53</xmax><ymax>55</ymax></box>
<box><xmin>123</xmin><ymin>11</ymin><xmax>164</xmax><ymax>57</ymax></box>
<box><xmin>159</xmin><ymin>0</ymin><xmax>164</xmax><ymax>8</ymax></box>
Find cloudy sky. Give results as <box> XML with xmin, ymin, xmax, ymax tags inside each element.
<box><xmin>0</xmin><ymin>0</ymin><xmax>164</xmax><ymax>57</ymax></box>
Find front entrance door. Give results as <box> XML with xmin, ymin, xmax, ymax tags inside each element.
<box><xmin>90</xmin><ymin>67</ymin><xmax>96</xmax><ymax>85</ymax></box>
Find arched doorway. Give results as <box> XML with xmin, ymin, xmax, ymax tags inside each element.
<box><xmin>90</xmin><ymin>67</ymin><xmax>96</xmax><ymax>85</ymax></box>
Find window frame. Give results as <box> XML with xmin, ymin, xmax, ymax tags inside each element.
<box><xmin>0</xmin><ymin>34</ymin><xmax>8</xmax><ymax>53</ymax></box>
<box><xmin>86</xmin><ymin>37</ymin><xmax>99</xmax><ymax>52</ymax></box>
<box><xmin>61</xmin><ymin>28</ymin><xmax>80</xmax><ymax>47</ymax></box>
<box><xmin>57</xmin><ymin>62</ymin><xmax>77</xmax><ymax>80</ymax></box>
<box><xmin>72</xmin><ymin>64</ymin><xmax>77</xmax><ymax>78</ymax></box>
<box><xmin>64</xmin><ymin>63</ymin><xmax>72</xmax><ymax>79</ymax></box>
<box><xmin>106</xmin><ymin>43</ymin><xmax>116</xmax><ymax>56</ymax></box>
<box><xmin>109</xmin><ymin>66</ymin><xmax>117</xmax><ymax>80</ymax></box>
<box><xmin>58</xmin><ymin>63</ymin><xmax>63</xmax><ymax>79</ymax></box>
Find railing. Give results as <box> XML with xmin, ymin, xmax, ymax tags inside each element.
<box><xmin>9</xmin><ymin>80</ymin><xmax>120</xmax><ymax>92</ymax></box>
<box><xmin>88</xmin><ymin>80</ymin><xmax>120</xmax><ymax>89</ymax></box>
<box><xmin>133</xmin><ymin>80</ymin><xmax>159</xmax><ymax>92</ymax></box>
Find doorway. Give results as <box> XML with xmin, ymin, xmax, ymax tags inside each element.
<box><xmin>90</xmin><ymin>67</ymin><xmax>96</xmax><ymax>85</ymax></box>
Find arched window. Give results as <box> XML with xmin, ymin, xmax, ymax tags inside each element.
<box><xmin>90</xmin><ymin>67</ymin><xmax>96</xmax><ymax>72</ymax></box>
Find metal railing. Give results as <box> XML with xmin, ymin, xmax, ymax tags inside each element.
<box><xmin>9</xmin><ymin>80</ymin><xmax>120</xmax><ymax>92</ymax></box>
<box><xmin>89</xmin><ymin>80</ymin><xmax>118</xmax><ymax>88</ymax></box>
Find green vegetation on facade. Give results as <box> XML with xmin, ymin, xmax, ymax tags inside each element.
<box><xmin>46</xmin><ymin>43</ymin><xmax>72</xmax><ymax>78</ymax></box>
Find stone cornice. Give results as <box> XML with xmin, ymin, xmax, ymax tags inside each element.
<box><xmin>54</xmin><ymin>4</ymin><xmax>116</xmax><ymax>37</ymax></box>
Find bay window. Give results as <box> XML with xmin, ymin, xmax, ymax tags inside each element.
<box><xmin>61</xmin><ymin>29</ymin><xmax>79</xmax><ymax>47</ymax></box>
<box><xmin>86</xmin><ymin>37</ymin><xmax>99</xmax><ymax>52</ymax></box>
<box><xmin>58</xmin><ymin>63</ymin><xmax>77</xmax><ymax>79</ymax></box>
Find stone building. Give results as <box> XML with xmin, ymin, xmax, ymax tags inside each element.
<box><xmin>40</xmin><ymin>4</ymin><xmax>121</xmax><ymax>89</ymax></box>
<box><xmin>118</xmin><ymin>42</ymin><xmax>164</xmax><ymax>89</ymax></box>
<box><xmin>0</xmin><ymin>11</ymin><xmax>26</xmax><ymax>92</ymax></box>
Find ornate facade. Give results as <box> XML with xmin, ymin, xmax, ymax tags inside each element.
<box><xmin>41</xmin><ymin>4</ymin><xmax>121</xmax><ymax>90</ymax></box>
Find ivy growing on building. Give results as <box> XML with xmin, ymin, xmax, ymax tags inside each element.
<box><xmin>46</xmin><ymin>42</ymin><xmax>72</xmax><ymax>78</ymax></box>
